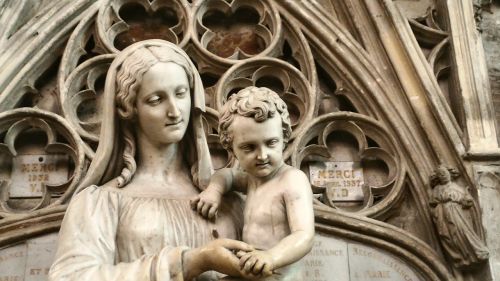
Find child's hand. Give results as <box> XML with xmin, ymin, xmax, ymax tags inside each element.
<box><xmin>238</xmin><ymin>250</ymin><xmax>274</xmax><ymax>277</ymax></box>
<box><xmin>190</xmin><ymin>189</ymin><xmax>222</xmax><ymax>220</ymax></box>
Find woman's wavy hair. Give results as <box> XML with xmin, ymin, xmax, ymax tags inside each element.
<box><xmin>218</xmin><ymin>86</ymin><xmax>292</xmax><ymax>153</ymax></box>
<box><xmin>114</xmin><ymin>45</ymin><xmax>194</xmax><ymax>187</ymax></box>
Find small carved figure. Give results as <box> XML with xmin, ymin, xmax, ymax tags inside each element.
<box><xmin>429</xmin><ymin>166</ymin><xmax>489</xmax><ymax>269</ymax></box>
<box><xmin>192</xmin><ymin>87</ymin><xmax>315</xmax><ymax>280</ymax></box>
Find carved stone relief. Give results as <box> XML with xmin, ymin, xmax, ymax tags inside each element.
<box><xmin>301</xmin><ymin>234</ymin><xmax>425</xmax><ymax>281</ymax></box>
<box><xmin>475</xmin><ymin>165</ymin><xmax>500</xmax><ymax>279</ymax></box>
<box><xmin>0</xmin><ymin>233</ymin><xmax>58</xmax><ymax>281</ymax></box>
<box><xmin>0</xmin><ymin>109</ymin><xmax>85</xmax><ymax>218</ymax></box>
<box><xmin>429</xmin><ymin>166</ymin><xmax>489</xmax><ymax>270</ymax></box>
<box><xmin>0</xmin><ymin>0</ymin><xmax>497</xmax><ymax>280</ymax></box>
<box><xmin>290</xmin><ymin>113</ymin><xmax>403</xmax><ymax>217</ymax></box>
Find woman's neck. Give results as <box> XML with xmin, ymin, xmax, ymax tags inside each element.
<box><xmin>133</xmin><ymin>133</ymin><xmax>190</xmax><ymax>185</ymax></box>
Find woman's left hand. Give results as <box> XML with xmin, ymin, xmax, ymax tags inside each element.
<box><xmin>183</xmin><ymin>239</ymin><xmax>254</xmax><ymax>279</ymax></box>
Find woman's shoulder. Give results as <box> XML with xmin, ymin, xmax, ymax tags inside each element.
<box><xmin>69</xmin><ymin>180</ymin><xmax>122</xmax><ymax>210</ymax></box>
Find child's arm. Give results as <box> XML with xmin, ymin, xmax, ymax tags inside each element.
<box><xmin>240</xmin><ymin>170</ymin><xmax>314</xmax><ymax>276</ymax></box>
<box><xmin>191</xmin><ymin>168</ymin><xmax>247</xmax><ymax>220</ymax></box>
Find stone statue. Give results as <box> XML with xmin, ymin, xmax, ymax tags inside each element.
<box><xmin>429</xmin><ymin>166</ymin><xmax>489</xmax><ymax>269</ymax></box>
<box><xmin>192</xmin><ymin>87</ymin><xmax>315</xmax><ymax>280</ymax></box>
<box><xmin>48</xmin><ymin>40</ymin><xmax>252</xmax><ymax>281</ymax></box>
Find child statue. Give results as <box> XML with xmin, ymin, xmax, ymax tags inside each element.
<box><xmin>191</xmin><ymin>86</ymin><xmax>315</xmax><ymax>280</ymax></box>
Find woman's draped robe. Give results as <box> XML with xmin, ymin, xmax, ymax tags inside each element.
<box><xmin>49</xmin><ymin>186</ymin><xmax>243</xmax><ymax>281</ymax></box>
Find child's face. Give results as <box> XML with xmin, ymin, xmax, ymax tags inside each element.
<box><xmin>230</xmin><ymin>114</ymin><xmax>285</xmax><ymax>179</ymax></box>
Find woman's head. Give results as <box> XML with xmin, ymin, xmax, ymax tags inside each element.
<box><xmin>111</xmin><ymin>41</ymin><xmax>211</xmax><ymax>188</ymax></box>
<box><xmin>77</xmin><ymin>40</ymin><xmax>213</xmax><ymax>191</ymax></box>
<box><xmin>115</xmin><ymin>45</ymin><xmax>194</xmax><ymax>121</ymax></box>
<box><xmin>135</xmin><ymin>62</ymin><xmax>192</xmax><ymax>146</ymax></box>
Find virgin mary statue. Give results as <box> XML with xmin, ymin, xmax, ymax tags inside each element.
<box><xmin>49</xmin><ymin>40</ymin><xmax>245</xmax><ymax>281</ymax></box>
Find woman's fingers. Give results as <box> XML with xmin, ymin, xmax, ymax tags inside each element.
<box><xmin>236</xmin><ymin>250</ymin><xmax>247</xmax><ymax>258</ymax></box>
<box><xmin>209</xmin><ymin>247</ymin><xmax>242</xmax><ymax>276</ymax></box>
<box><xmin>218</xmin><ymin>239</ymin><xmax>254</xmax><ymax>252</ymax></box>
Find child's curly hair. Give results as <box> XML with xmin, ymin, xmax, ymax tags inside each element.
<box><xmin>219</xmin><ymin>86</ymin><xmax>292</xmax><ymax>152</ymax></box>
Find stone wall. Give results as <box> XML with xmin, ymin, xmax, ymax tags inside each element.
<box><xmin>481</xmin><ymin>2</ymin><xmax>500</xmax><ymax>140</ymax></box>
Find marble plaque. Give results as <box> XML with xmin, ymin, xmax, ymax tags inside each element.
<box><xmin>309</xmin><ymin>161</ymin><xmax>364</xmax><ymax>201</ymax></box>
<box><xmin>0</xmin><ymin>234</ymin><xmax>58</xmax><ymax>281</ymax></box>
<box><xmin>0</xmin><ymin>243</ymin><xmax>27</xmax><ymax>281</ymax></box>
<box><xmin>10</xmin><ymin>154</ymin><xmax>70</xmax><ymax>198</ymax></box>
<box><xmin>348</xmin><ymin>243</ymin><xmax>423</xmax><ymax>281</ymax></box>
<box><xmin>302</xmin><ymin>234</ymin><xmax>349</xmax><ymax>281</ymax></box>
<box><xmin>24</xmin><ymin>234</ymin><xmax>58</xmax><ymax>281</ymax></box>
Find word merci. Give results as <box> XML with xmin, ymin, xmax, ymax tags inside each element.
<box><xmin>23</xmin><ymin>163</ymin><xmax>54</xmax><ymax>192</ymax></box>
<box><xmin>10</xmin><ymin>154</ymin><xmax>69</xmax><ymax>197</ymax></box>
<box><xmin>20</xmin><ymin>163</ymin><xmax>57</xmax><ymax>173</ymax></box>
<box><xmin>309</xmin><ymin>161</ymin><xmax>364</xmax><ymax>201</ymax></box>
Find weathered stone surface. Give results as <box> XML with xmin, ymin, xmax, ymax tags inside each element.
<box><xmin>348</xmin><ymin>243</ymin><xmax>423</xmax><ymax>281</ymax></box>
<box><xmin>24</xmin><ymin>234</ymin><xmax>58</xmax><ymax>281</ymax></box>
<box><xmin>475</xmin><ymin>165</ymin><xmax>500</xmax><ymax>279</ymax></box>
<box><xmin>0</xmin><ymin>234</ymin><xmax>58</xmax><ymax>281</ymax></box>
<box><xmin>0</xmin><ymin>243</ymin><xmax>27</xmax><ymax>281</ymax></box>
<box><xmin>301</xmin><ymin>235</ymin><xmax>424</xmax><ymax>281</ymax></box>
<box><xmin>393</xmin><ymin>0</ymin><xmax>434</xmax><ymax>19</ymax></box>
<box><xmin>481</xmin><ymin>3</ymin><xmax>500</xmax><ymax>140</ymax></box>
<box><xmin>302</xmin><ymin>234</ymin><xmax>349</xmax><ymax>281</ymax></box>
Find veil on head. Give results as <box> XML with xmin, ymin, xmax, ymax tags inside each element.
<box><xmin>75</xmin><ymin>40</ymin><xmax>213</xmax><ymax>192</ymax></box>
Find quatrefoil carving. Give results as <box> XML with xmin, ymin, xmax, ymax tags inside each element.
<box><xmin>193</xmin><ymin>0</ymin><xmax>282</xmax><ymax>63</ymax></box>
<box><xmin>0</xmin><ymin>109</ymin><xmax>85</xmax><ymax>216</ymax></box>
<box><xmin>291</xmin><ymin>113</ymin><xmax>403</xmax><ymax>216</ymax></box>
<box><xmin>62</xmin><ymin>55</ymin><xmax>115</xmax><ymax>159</ymax></box>
<box><xmin>97</xmin><ymin>0</ymin><xmax>189</xmax><ymax>53</ymax></box>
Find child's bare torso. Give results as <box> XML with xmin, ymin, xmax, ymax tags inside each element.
<box><xmin>242</xmin><ymin>166</ymin><xmax>292</xmax><ymax>250</ymax></box>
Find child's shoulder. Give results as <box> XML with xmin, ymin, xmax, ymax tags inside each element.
<box><xmin>279</xmin><ymin>165</ymin><xmax>309</xmax><ymax>183</ymax></box>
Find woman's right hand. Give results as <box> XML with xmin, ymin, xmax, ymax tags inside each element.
<box><xmin>183</xmin><ymin>239</ymin><xmax>254</xmax><ymax>279</ymax></box>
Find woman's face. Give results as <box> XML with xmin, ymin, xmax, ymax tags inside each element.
<box><xmin>135</xmin><ymin>62</ymin><xmax>191</xmax><ymax>146</ymax></box>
